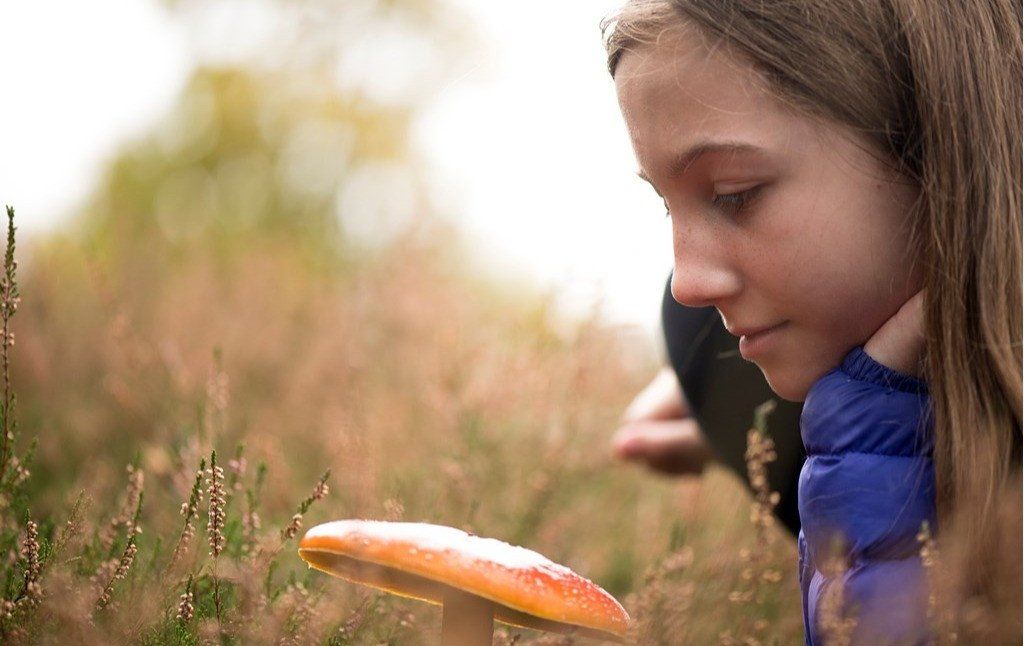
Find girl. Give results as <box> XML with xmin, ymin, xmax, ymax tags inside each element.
<box><xmin>602</xmin><ymin>0</ymin><xmax>1022</xmax><ymax>642</ymax></box>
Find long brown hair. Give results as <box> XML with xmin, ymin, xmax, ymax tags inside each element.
<box><xmin>603</xmin><ymin>0</ymin><xmax>1022</xmax><ymax>621</ymax></box>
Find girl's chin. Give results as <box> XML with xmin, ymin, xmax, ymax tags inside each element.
<box><xmin>751</xmin><ymin>338</ymin><xmax>849</xmax><ymax>404</ymax></box>
<box><xmin>755</xmin><ymin>362</ymin><xmax>817</xmax><ymax>403</ymax></box>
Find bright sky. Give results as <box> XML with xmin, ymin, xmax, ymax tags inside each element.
<box><xmin>0</xmin><ymin>0</ymin><xmax>673</xmax><ymax>337</ymax></box>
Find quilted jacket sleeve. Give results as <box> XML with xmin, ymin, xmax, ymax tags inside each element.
<box><xmin>797</xmin><ymin>346</ymin><xmax>935</xmax><ymax>645</ymax></box>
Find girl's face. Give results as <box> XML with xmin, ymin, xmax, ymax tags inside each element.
<box><xmin>615</xmin><ymin>26</ymin><xmax>923</xmax><ymax>402</ymax></box>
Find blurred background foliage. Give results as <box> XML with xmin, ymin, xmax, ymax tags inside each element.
<box><xmin>20</xmin><ymin>0</ymin><xmax>487</xmax><ymax>499</ymax></box>
<box><xmin>7</xmin><ymin>0</ymin><xmax>804</xmax><ymax>642</ymax></box>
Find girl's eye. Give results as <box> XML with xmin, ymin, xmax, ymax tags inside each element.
<box><xmin>660</xmin><ymin>186</ymin><xmax>763</xmax><ymax>218</ymax></box>
<box><xmin>711</xmin><ymin>186</ymin><xmax>762</xmax><ymax>213</ymax></box>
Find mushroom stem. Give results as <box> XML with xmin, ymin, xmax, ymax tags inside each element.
<box><xmin>440</xmin><ymin>589</ymin><xmax>494</xmax><ymax>645</ymax></box>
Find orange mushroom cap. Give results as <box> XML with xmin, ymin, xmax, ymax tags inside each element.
<box><xmin>298</xmin><ymin>520</ymin><xmax>631</xmax><ymax>641</ymax></box>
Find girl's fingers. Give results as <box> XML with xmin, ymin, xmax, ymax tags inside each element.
<box><xmin>612</xmin><ymin>419</ymin><xmax>711</xmax><ymax>475</ymax></box>
<box><xmin>621</xmin><ymin>367</ymin><xmax>689</xmax><ymax>423</ymax></box>
<box><xmin>864</xmin><ymin>289</ymin><xmax>926</xmax><ymax>378</ymax></box>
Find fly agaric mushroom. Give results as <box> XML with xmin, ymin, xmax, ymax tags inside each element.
<box><xmin>298</xmin><ymin>520</ymin><xmax>630</xmax><ymax>644</ymax></box>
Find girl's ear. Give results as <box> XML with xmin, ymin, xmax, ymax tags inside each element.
<box><xmin>864</xmin><ymin>290</ymin><xmax>926</xmax><ymax>378</ymax></box>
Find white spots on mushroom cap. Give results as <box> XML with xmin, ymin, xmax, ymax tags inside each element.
<box><xmin>306</xmin><ymin>520</ymin><xmax>577</xmax><ymax>577</ymax></box>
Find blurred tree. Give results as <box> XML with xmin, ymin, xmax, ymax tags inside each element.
<box><xmin>80</xmin><ymin>66</ymin><xmax>420</xmax><ymax>276</ymax></box>
<box><xmin>15</xmin><ymin>0</ymin><xmax>482</xmax><ymax>506</ymax></box>
<box><xmin>75</xmin><ymin>0</ymin><xmax>475</xmax><ymax>278</ymax></box>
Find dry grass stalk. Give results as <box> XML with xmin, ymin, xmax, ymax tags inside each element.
<box><xmin>16</xmin><ymin>520</ymin><xmax>42</xmax><ymax>609</ymax></box>
<box><xmin>241</xmin><ymin>461</ymin><xmax>267</xmax><ymax>559</ymax></box>
<box><xmin>206</xmin><ymin>449</ymin><xmax>226</xmax><ymax>625</ymax></box>
<box><xmin>227</xmin><ymin>548</ymin><xmax>272</xmax><ymax>644</ymax></box>
<box><xmin>242</xmin><ymin>498</ymin><xmax>262</xmax><ymax>557</ymax></box>
<box><xmin>176</xmin><ymin>574</ymin><xmax>195</xmax><ymax>624</ymax></box>
<box><xmin>99</xmin><ymin>464</ymin><xmax>144</xmax><ymax>556</ymax></box>
<box><xmin>168</xmin><ymin>458</ymin><xmax>206</xmax><ymax>572</ymax></box>
<box><xmin>0</xmin><ymin>206</ymin><xmax>19</xmax><ymax>487</ymax></box>
<box><xmin>916</xmin><ymin>520</ymin><xmax>966</xmax><ymax>644</ymax></box>
<box><xmin>32</xmin><ymin>568</ymin><xmax>103</xmax><ymax>643</ymax></box>
<box><xmin>626</xmin><ymin>546</ymin><xmax>695</xmax><ymax>643</ymax></box>
<box><xmin>206</xmin><ymin>452</ymin><xmax>227</xmax><ymax>559</ymax></box>
<box><xmin>276</xmin><ymin>582</ymin><xmax>320</xmax><ymax>646</ymax></box>
<box><xmin>720</xmin><ymin>400</ymin><xmax>783</xmax><ymax>646</ymax></box>
<box><xmin>382</xmin><ymin>497</ymin><xmax>404</xmax><ymax>522</ymax></box>
<box><xmin>816</xmin><ymin>535</ymin><xmax>857</xmax><ymax>646</ymax></box>
<box><xmin>1</xmin><ymin>518</ymin><xmax>43</xmax><ymax>629</ymax></box>
<box><xmin>49</xmin><ymin>492</ymin><xmax>88</xmax><ymax>568</ymax></box>
<box><xmin>280</xmin><ymin>469</ymin><xmax>330</xmax><ymax>542</ymax></box>
<box><xmin>3</xmin><ymin>457</ymin><xmax>29</xmax><ymax>491</ymax></box>
<box><xmin>916</xmin><ymin>521</ymin><xmax>940</xmax><ymax>628</ymax></box>
<box><xmin>282</xmin><ymin>514</ymin><xmax>303</xmax><ymax>541</ymax></box>
<box><xmin>95</xmin><ymin>492</ymin><xmax>143</xmax><ymax>612</ymax></box>
<box><xmin>332</xmin><ymin>592</ymin><xmax>376</xmax><ymax>642</ymax></box>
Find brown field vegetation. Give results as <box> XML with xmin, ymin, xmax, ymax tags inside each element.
<box><xmin>2</xmin><ymin>196</ymin><xmax>806</xmax><ymax>642</ymax></box>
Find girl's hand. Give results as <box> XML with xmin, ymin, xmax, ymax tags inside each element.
<box><xmin>611</xmin><ymin>368</ymin><xmax>713</xmax><ymax>475</ymax></box>
<box><xmin>612</xmin><ymin>418</ymin><xmax>710</xmax><ymax>475</ymax></box>
<box><xmin>863</xmin><ymin>290</ymin><xmax>926</xmax><ymax>378</ymax></box>
<box><xmin>620</xmin><ymin>367</ymin><xmax>688</xmax><ymax>422</ymax></box>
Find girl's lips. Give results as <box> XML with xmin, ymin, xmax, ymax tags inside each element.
<box><xmin>738</xmin><ymin>321</ymin><xmax>788</xmax><ymax>359</ymax></box>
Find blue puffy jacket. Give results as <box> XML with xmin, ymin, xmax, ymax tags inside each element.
<box><xmin>798</xmin><ymin>346</ymin><xmax>935</xmax><ymax>644</ymax></box>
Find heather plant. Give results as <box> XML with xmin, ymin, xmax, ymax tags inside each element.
<box><xmin>3</xmin><ymin>181</ymin><xmax>812</xmax><ymax>644</ymax></box>
<box><xmin>625</xmin><ymin>401</ymin><xmax>803</xmax><ymax>645</ymax></box>
<box><xmin>815</xmin><ymin>536</ymin><xmax>857</xmax><ymax>646</ymax></box>
<box><xmin>719</xmin><ymin>401</ymin><xmax>788</xmax><ymax>645</ymax></box>
<box><xmin>5</xmin><ymin>140</ymin><xmax>1020</xmax><ymax>645</ymax></box>
<box><xmin>0</xmin><ymin>206</ymin><xmax>356</xmax><ymax>643</ymax></box>
<box><xmin>0</xmin><ymin>206</ymin><xmax>39</xmax><ymax>642</ymax></box>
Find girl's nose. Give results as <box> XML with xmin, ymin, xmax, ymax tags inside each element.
<box><xmin>669</xmin><ymin>226</ymin><xmax>741</xmax><ymax>308</ymax></box>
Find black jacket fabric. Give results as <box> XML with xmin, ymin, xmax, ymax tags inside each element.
<box><xmin>660</xmin><ymin>276</ymin><xmax>805</xmax><ymax>536</ymax></box>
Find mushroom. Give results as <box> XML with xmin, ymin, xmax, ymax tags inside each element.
<box><xmin>298</xmin><ymin>520</ymin><xmax>631</xmax><ymax>644</ymax></box>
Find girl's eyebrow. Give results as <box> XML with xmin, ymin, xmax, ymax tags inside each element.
<box><xmin>636</xmin><ymin>140</ymin><xmax>768</xmax><ymax>185</ymax></box>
